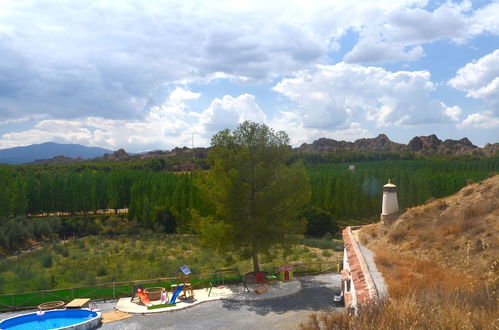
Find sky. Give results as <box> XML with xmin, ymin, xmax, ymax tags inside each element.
<box><xmin>0</xmin><ymin>0</ymin><xmax>498</xmax><ymax>152</ymax></box>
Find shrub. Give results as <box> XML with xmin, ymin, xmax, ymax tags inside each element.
<box><xmin>299</xmin><ymin>207</ymin><xmax>339</xmax><ymax>238</ymax></box>
<box><xmin>97</xmin><ymin>265</ymin><xmax>108</xmax><ymax>277</ymax></box>
<box><xmin>388</xmin><ymin>230</ymin><xmax>406</xmax><ymax>243</ymax></box>
<box><xmin>41</xmin><ymin>254</ymin><xmax>53</xmax><ymax>268</ymax></box>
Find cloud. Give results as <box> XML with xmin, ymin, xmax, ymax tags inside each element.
<box><xmin>0</xmin><ymin>88</ymin><xmax>268</xmax><ymax>151</ymax></box>
<box><xmin>2</xmin><ymin>0</ymin><xmax>496</xmax><ymax>122</ymax></box>
<box><xmin>449</xmin><ymin>49</ymin><xmax>499</xmax><ymax>105</ymax></box>
<box><xmin>467</xmin><ymin>1</ymin><xmax>499</xmax><ymax>37</ymax></box>
<box><xmin>273</xmin><ymin>63</ymin><xmax>461</xmax><ymax>130</ymax></box>
<box><xmin>269</xmin><ymin>111</ymin><xmax>371</xmax><ymax>146</ymax></box>
<box><xmin>459</xmin><ymin>111</ymin><xmax>499</xmax><ymax>129</ymax></box>
<box><xmin>200</xmin><ymin>94</ymin><xmax>267</xmax><ymax>136</ymax></box>
<box><xmin>0</xmin><ymin>0</ymin><xmax>333</xmax><ymax>121</ymax></box>
<box><xmin>344</xmin><ymin>2</ymin><xmax>470</xmax><ymax>63</ymax></box>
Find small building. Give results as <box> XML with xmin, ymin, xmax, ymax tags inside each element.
<box><xmin>172</xmin><ymin>162</ymin><xmax>201</xmax><ymax>172</ymax></box>
<box><xmin>277</xmin><ymin>265</ymin><xmax>294</xmax><ymax>281</ymax></box>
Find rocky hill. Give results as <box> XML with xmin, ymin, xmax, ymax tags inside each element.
<box><xmin>359</xmin><ymin>174</ymin><xmax>499</xmax><ymax>280</ymax></box>
<box><xmin>7</xmin><ymin>134</ymin><xmax>498</xmax><ymax>165</ymax></box>
<box><xmin>297</xmin><ymin>134</ymin><xmax>498</xmax><ymax>156</ymax></box>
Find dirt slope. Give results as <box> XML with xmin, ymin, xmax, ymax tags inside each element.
<box><xmin>360</xmin><ymin>174</ymin><xmax>499</xmax><ymax>281</ymax></box>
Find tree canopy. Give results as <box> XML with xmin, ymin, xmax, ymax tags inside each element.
<box><xmin>195</xmin><ymin>121</ymin><xmax>311</xmax><ymax>272</ymax></box>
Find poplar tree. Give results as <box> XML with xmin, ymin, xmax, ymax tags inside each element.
<box><xmin>195</xmin><ymin>121</ymin><xmax>311</xmax><ymax>273</ymax></box>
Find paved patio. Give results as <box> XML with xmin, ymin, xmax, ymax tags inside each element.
<box><xmin>100</xmin><ymin>274</ymin><xmax>342</xmax><ymax>330</ymax></box>
<box><xmin>115</xmin><ymin>280</ymin><xmax>302</xmax><ymax>313</ymax></box>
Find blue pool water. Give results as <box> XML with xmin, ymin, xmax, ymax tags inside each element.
<box><xmin>0</xmin><ymin>309</ymin><xmax>100</xmax><ymax>330</ymax></box>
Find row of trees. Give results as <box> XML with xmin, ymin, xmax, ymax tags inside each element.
<box><xmin>1</xmin><ymin>157</ymin><xmax>497</xmax><ymax>229</ymax></box>
<box><xmin>307</xmin><ymin>158</ymin><xmax>498</xmax><ymax>221</ymax></box>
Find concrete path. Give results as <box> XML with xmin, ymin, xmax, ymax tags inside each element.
<box><xmin>98</xmin><ymin>274</ymin><xmax>342</xmax><ymax>330</ymax></box>
<box><xmin>356</xmin><ymin>242</ymin><xmax>388</xmax><ymax>299</ymax></box>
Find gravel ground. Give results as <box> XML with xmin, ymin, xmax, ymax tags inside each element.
<box><xmin>99</xmin><ymin>273</ymin><xmax>342</xmax><ymax>330</ymax></box>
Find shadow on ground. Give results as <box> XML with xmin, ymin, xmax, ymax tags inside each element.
<box><xmin>221</xmin><ymin>277</ymin><xmax>340</xmax><ymax>316</ymax></box>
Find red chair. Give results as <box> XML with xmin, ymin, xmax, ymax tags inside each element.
<box><xmin>256</xmin><ymin>272</ymin><xmax>265</xmax><ymax>284</ymax></box>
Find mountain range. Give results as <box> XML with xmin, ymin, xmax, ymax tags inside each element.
<box><xmin>0</xmin><ymin>142</ymin><xmax>112</xmax><ymax>165</ymax></box>
<box><xmin>0</xmin><ymin>134</ymin><xmax>497</xmax><ymax>165</ymax></box>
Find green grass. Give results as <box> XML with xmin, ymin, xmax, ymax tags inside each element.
<box><xmin>0</xmin><ymin>233</ymin><xmax>341</xmax><ymax>295</ymax></box>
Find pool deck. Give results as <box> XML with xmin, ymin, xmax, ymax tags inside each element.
<box><xmin>115</xmin><ymin>280</ymin><xmax>302</xmax><ymax>314</ymax></box>
<box><xmin>0</xmin><ymin>280</ymin><xmax>303</xmax><ymax>324</ymax></box>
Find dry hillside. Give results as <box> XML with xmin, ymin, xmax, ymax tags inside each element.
<box><xmin>359</xmin><ymin>174</ymin><xmax>498</xmax><ymax>282</ymax></box>
<box><xmin>301</xmin><ymin>176</ymin><xmax>498</xmax><ymax>330</ymax></box>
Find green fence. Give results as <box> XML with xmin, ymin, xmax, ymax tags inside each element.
<box><xmin>0</xmin><ymin>277</ymin><xmax>184</xmax><ymax>312</ymax></box>
<box><xmin>0</xmin><ymin>261</ymin><xmax>341</xmax><ymax>312</ymax></box>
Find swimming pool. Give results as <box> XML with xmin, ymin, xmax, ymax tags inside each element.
<box><xmin>0</xmin><ymin>309</ymin><xmax>101</xmax><ymax>330</ymax></box>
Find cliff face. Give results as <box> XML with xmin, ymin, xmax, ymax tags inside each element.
<box><xmin>297</xmin><ymin>134</ymin><xmax>494</xmax><ymax>156</ymax></box>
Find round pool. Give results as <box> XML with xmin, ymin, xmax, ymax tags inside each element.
<box><xmin>0</xmin><ymin>309</ymin><xmax>101</xmax><ymax>330</ymax></box>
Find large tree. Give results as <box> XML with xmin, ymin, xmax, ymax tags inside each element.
<box><xmin>195</xmin><ymin>121</ymin><xmax>311</xmax><ymax>273</ymax></box>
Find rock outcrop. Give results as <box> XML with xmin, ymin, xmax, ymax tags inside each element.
<box><xmin>298</xmin><ymin>134</ymin><xmax>490</xmax><ymax>156</ymax></box>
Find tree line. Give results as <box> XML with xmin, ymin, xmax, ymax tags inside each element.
<box><xmin>0</xmin><ymin>155</ymin><xmax>497</xmax><ymax>248</ymax></box>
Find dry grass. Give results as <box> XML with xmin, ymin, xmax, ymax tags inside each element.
<box><xmin>300</xmin><ymin>286</ymin><xmax>498</xmax><ymax>330</ymax></box>
<box><xmin>373</xmin><ymin>249</ymin><xmax>471</xmax><ymax>298</ymax></box>
<box><xmin>301</xmin><ymin>248</ymin><xmax>498</xmax><ymax>330</ymax></box>
<box><xmin>360</xmin><ymin>175</ymin><xmax>499</xmax><ymax>281</ymax></box>
<box><xmin>301</xmin><ymin>175</ymin><xmax>499</xmax><ymax>330</ymax></box>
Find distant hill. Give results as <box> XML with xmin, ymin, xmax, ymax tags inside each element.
<box><xmin>0</xmin><ymin>142</ymin><xmax>113</xmax><ymax>164</ymax></box>
<box><xmin>2</xmin><ymin>133</ymin><xmax>497</xmax><ymax>165</ymax></box>
<box><xmin>297</xmin><ymin>134</ymin><xmax>499</xmax><ymax>156</ymax></box>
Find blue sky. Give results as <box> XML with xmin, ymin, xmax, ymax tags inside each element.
<box><xmin>0</xmin><ymin>0</ymin><xmax>498</xmax><ymax>152</ymax></box>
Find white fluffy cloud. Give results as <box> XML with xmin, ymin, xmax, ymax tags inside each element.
<box><xmin>200</xmin><ymin>94</ymin><xmax>266</xmax><ymax>137</ymax></box>
<box><xmin>0</xmin><ymin>88</ymin><xmax>268</xmax><ymax>151</ymax></box>
<box><xmin>344</xmin><ymin>2</ymin><xmax>469</xmax><ymax>63</ymax></box>
<box><xmin>1</xmin><ymin>0</ymin><xmax>498</xmax><ymax>122</ymax></box>
<box><xmin>458</xmin><ymin>111</ymin><xmax>499</xmax><ymax>128</ymax></box>
<box><xmin>273</xmin><ymin>63</ymin><xmax>461</xmax><ymax>129</ymax></box>
<box><xmin>1</xmin><ymin>1</ymin><xmax>498</xmax><ymax>150</ymax></box>
<box><xmin>449</xmin><ymin>49</ymin><xmax>499</xmax><ymax>105</ymax></box>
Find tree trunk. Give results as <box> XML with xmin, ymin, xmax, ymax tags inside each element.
<box><xmin>252</xmin><ymin>249</ymin><xmax>260</xmax><ymax>273</ymax></box>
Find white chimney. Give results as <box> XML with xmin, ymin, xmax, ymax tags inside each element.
<box><xmin>381</xmin><ymin>179</ymin><xmax>399</xmax><ymax>216</ymax></box>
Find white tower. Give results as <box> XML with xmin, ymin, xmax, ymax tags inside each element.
<box><xmin>381</xmin><ymin>179</ymin><xmax>399</xmax><ymax>216</ymax></box>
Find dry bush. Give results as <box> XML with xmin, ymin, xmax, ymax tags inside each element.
<box><xmin>458</xmin><ymin>216</ymin><xmax>475</xmax><ymax>232</ymax></box>
<box><xmin>464</xmin><ymin>204</ymin><xmax>490</xmax><ymax>219</ymax></box>
<box><xmin>462</xmin><ymin>185</ymin><xmax>474</xmax><ymax>196</ymax></box>
<box><xmin>358</xmin><ymin>225</ymin><xmax>378</xmax><ymax>245</ymax></box>
<box><xmin>435</xmin><ymin>199</ymin><xmax>448</xmax><ymax>211</ymax></box>
<box><xmin>301</xmin><ymin>287</ymin><xmax>498</xmax><ymax>330</ymax></box>
<box><xmin>439</xmin><ymin>223</ymin><xmax>461</xmax><ymax>237</ymax></box>
<box><xmin>388</xmin><ymin>230</ymin><xmax>406</xmax><ymax>243</ymax></box>
<box><xmin>300</xmin><ymin>311</ymin><xmax>353</xmax><ymax>330</ymax></box>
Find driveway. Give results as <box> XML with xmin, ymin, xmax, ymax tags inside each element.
<box><xmin>99</xmin><ymin>273</ymin><xmax>342</xmax><ymax>330</ymax></box>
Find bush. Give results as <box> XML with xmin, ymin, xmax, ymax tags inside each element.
<box><xmin>41</xmin><ymin>254</ymin><xmax>53</xmax><ymax>268</ymax></box>
<box><xmin>97</xmin><ymin>265</ymin><xmax>108</xmax><ymax>276</ymax></box>
<box><xmin>300</xmin><ymin>207</ymin><xmax>339</xmax><ymax>238</ymax></box>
